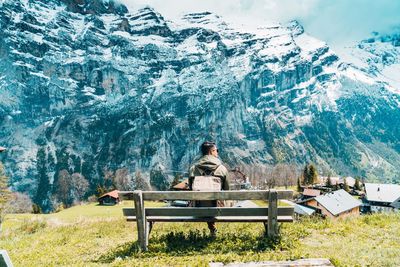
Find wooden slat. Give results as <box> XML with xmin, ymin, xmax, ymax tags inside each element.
<box><xmin>126</xmin><ymin>216</ymin><xmax>293</xmax><ymax>222</ymax></box>
<box><xmin>123</xmin><ymin>207</ymin><xmax>294</xmax><ymax>217</ymax></box>
<box><xmin>119</xmin><ymin>190</ymin><xmax>293</xmax><ymax>201</ymax></box>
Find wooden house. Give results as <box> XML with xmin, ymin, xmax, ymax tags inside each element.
<box><xmin>301</xmin><ymin>189</ymin><xmax>361</xmax><ymax>219</ymax></box>
<box><xmin>171</xmin><ymin>178</ymin><xmax>190</xmax><ymax>190</ymax></box>
<box><xmin>301</xmin><ymin>188</ymin><xmax>321</xmax><ymax>200</ymax></box>
<box><xmin>364</xmin><ymin>183</ymin><xmax>400</xmax><ymax>212</ymax></box>
<box><xmin>98</xmin><ymin>190</ymin><xmax>120</xmax><ymax>205</ymax></box>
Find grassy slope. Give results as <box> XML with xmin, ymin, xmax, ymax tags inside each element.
<box><xmin>1</xmin><ymin>202</ymin><xmax>400</xmax><ymax>267</ymax></box>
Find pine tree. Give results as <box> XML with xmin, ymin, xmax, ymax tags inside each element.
<box><xmin>0</xmin><ymin>162</ymin><xmax>12</xmax><ymax>229</ymax></box>
<box><xmin>326</xmin><ymin>174</ymin><xmax>332</xmax><ymax>188</ymax></box>
<box><xmin>354</xmin><ymin>177</ymin><xmax>362</xmax><ymax>191</ymax></box>
<box><xmin>32</xmin><ymin>203</ymin><xmax>42</xmax><ymax>214</ymax></box>
<box><xmin>343</xmin><ymin>178</ymin><xmax>350</xmax><ymax>192</ymax></box>
<box><xmin>34</xmin><ymin>147</ymin><xmax>52</xmax><ymax>212</ymax></box>
<box><xmin>303</xmin><ymin>165</ymin><xmax>310</xmax><ymax>185</ymax></box>
<box><xmin>308</xmin><ymin>164</ymin><xmax>318</xmax><ymax>185</ymax></box>
<box><xmin>333</xmin><ymin>181</ymin><xmax>339</xmax><ymax>191</ymax></box>
<box><xmin>297</xmin><ymin>176</ymin><xmax>303</xmax><ymax>193</ymax></box>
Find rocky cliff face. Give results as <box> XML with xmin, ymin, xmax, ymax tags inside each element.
<box><xmin>0</xmin><ymin>0</ymin><xmax>399</xmax><ymax>209</ymax></box>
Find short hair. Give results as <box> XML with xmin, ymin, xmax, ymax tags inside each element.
<box><xmin>200</xmin><ymin>141</ymin><xmax>216</xmax><ymax>156</ymax></box>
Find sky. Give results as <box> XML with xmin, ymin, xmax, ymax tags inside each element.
<box><xmin>119</xmin><ymin>0</ymin><xmax>400</xmax><ymax>47</ymax></box>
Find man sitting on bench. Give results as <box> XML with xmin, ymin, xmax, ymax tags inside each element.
<box><xmin>188</xmin><ymin>141</ymin><xmax>230</xmax><ymax>236</ymax></box>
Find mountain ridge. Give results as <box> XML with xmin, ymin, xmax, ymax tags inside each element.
<box><xmin>0</xmin><ymin>0</ymin><xmax>399</xmax><ymax>210</ymax></box>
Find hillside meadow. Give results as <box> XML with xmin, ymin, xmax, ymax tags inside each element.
<box><xmin>1</xmin><ymin>201</ymin><xmax>400</xmax><ymax>267</ymax></box>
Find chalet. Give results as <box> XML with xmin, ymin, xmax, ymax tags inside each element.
<box><xmin>228</xmin><ymin>168</ymin><xmax>251</xmax><ymax>190</ymax></box>
<box><xmin>171</xmin><ymin>178</ymin><xmax>190</xmax><ymax>190</ymax></box>
<box><xmin>282</xmin><ymin>200</ymin><xmax>316</xmax><ymax>217</ymax></box>
<box><xmin>98</xmin><ymin>190</ymin><xmax>120</xmax><ymax>206</ymax></box>
<box><xmin>302</xmin><ymin>189</ymin><xmax>361</xmax><ymax>219</ymax></box>
<box><xmin>301</xmin><ymin>188</ymin><xmax>321</xmax><ymax>200</ymax></box>
<box><xmin>364</xmin><ymin>183</ymin><xmax>400</xmax><ymax>212</ymax></box>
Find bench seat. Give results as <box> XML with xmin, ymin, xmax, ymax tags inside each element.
<box><xmin>125</xmin><ymin>215</ymin><xmax>294</xmax><ymax>222</ymax></box>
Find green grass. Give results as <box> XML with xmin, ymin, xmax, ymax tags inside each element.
<box><xmin>1</xmin><ymin>202</ymin><xmax>400</xmax><ymax>266</ymax></box>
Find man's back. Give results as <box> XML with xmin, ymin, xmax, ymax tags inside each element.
<box><xmin>188</xmin><ymin>155</ymin><xmax>229</xmax><ymax>191</ymax></box>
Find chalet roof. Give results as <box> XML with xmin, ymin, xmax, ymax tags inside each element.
<box><xmin>365</xmin><ymin>183</ymin><xmax>400</xmax><ymax>203</ymax></box>
<box><xmin>391</xmin><ymin>197</ymin><xmax>400</xmax><ymax>209</ymax></box>
<box><xmin>283</xmin><ymin>200</ymin><xmax>316</xmax><ymax>216</ymax></box>
<box><xmin>295</xmin><ymin>204</ymin><xmax>317</xmax><ymax>216</ymax></box>
<box><xmin>303</xmin><ymin>188</ymin><xmax>321</xmax><ymax>197</ymax></box>
<box><xmin>315</xmin><ymin>189</ymin><xmax>361</xmax><ymax>216</ymax></box>
<box><xmin>99</xmin><ymin>190</ymin><xmax>119</xmax><ymax>199</ymax></box>
<box><xmin>172</xmin><ymin>179</ymin><xmax>189</xmax><ymax>190</ymax></box>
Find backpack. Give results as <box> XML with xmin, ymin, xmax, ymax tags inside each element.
<box><xmin>192</xmin><ymin>166</ymin><xmax>222</xmax><ymax>191</ymax></box>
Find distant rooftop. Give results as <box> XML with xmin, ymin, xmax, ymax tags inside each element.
<box><xmin>303</xmin><ymin>188</ymin><xmax>321</xmax><ymax>197</ymax></box>
<box><xmin>365</xmin><ymin>183</ymin><xmax>400</xmax><ymax>203</ymax></box>
<box><xmin>295</xmin><ymin>203</ymin><xmax>317</xmax><ymax>216</ymax></box>
<box><xmin>315</xmin><ymin>189</ymin><xmax>361</xmax><ymax>216</ymax></box>
<box><xmin>99</xmin><ymin>190</ymin><xmax>119</xmax><ymax>199</ymax></box>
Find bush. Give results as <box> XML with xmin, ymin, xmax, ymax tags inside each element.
<box><xmin>18</xmin><ymin>219</ymin><xmax>47</xmax><ymax>234</ymax></box>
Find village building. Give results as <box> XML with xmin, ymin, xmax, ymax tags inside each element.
<box><xmin>319</xmin><ymin>176</ymin><xmax>356</xmax><ymax>188</ymax></box>
<box><xmin>340</xmin><ymin>176</ymin><xmax>356</xmax><ymax>188</ymax></box>
<box><xmin>319</xmin><ymin>176</ymin><xmax>341</xmax><ymax>186</ymax></box>
<box><xmin>171</xmin><ymin>178</ymin><xmax>190</xmax><ymax>190</ymax></box>
<box><xmin>294</xmin><ymin>203</ymin><xmax>317</xmax><ymax>217</ymax></box>
<box><xmin>98</xmin><ymin>190</ymin><xmax>120</xmax><ymax>205</ymax></box>
<box><xmin>282</xmin><ymin>200</ymin><xmax>317</xmax><ymax>217</ymax></box>
<box><xmin>301</xmin><ymin>189</ymin><xmax>361</xmax><ymax>219</ymax></box>
<box><xmin>363</xmin><ymin>183</ymin><xmax>400</xmax><ymax>212</ymax></box>
<box><xmin>301</xmin><ymin>188</ymin><xmax>321</xmax><ymax>200</ymax></box>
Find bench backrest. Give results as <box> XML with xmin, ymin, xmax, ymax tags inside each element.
<box><xmin>119</xmin><ymin>190</ymin><xmax>294</xmax><ymax>218</ymax></box>
<box><xmin>119</xmin><ymin>190</ymin><xmax>293</xmax><ymax>201</ymax></box>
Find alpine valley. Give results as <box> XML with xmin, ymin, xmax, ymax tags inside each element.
<box><xmin>1</xmin><ymin>0</ymin><xmax>399</xmax><ymax>210</ymax></box>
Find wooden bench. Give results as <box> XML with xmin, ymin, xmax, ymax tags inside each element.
<box><xmin>119</xmin><ymin>190</ymin><xmax>294</xmax><ymax>251</ymax></box>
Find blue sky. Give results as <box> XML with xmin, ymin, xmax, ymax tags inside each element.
<box><xmin>120</xmin><ymin>0</ymin><xmax>400</xmax><ymax>46</ymax></box>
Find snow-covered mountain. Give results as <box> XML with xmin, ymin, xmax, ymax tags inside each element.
<box><xmin>0</xmin><ymin>0</ymin><xmax>399</xmax><ymax>209</ymax></box>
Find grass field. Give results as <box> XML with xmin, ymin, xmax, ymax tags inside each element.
<box><xmin>1</xmin><ymin>201</ymin><xmax>400</xmax><ymax>266</ymax></box>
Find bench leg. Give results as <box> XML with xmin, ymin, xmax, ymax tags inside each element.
<box><xmin>133</xmin><ymin>191</ymin><xmax>148</xmax><ymax>251</ymax></box>
<box><xmin>268</xmin><ymin>190</ymin><xmax>279</xmax><ymax>238</ymax></box>
<box><xmin>145</xmin><ymin>221</ymin><xmax>153</xmax><ymax>247</ymax></box>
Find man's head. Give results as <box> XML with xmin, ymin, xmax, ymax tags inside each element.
<box><xmin>200</xmin><ymin>141</ymin><xmax>218</xmax><ymax>157</ymax></box>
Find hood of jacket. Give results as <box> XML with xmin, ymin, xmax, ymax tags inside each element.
<box><xmin>195</xmin><ymin>155</ymin><xmax>222</xmax><ymax>172</ymax></box>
